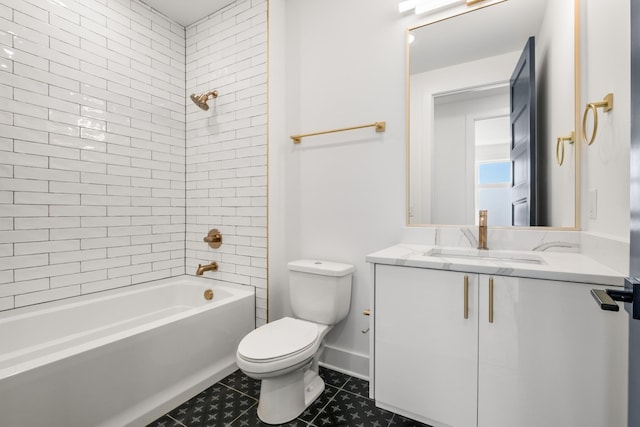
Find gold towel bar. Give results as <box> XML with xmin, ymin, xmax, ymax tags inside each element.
<box><xmin>291</xmin><ymin>121</ymin><xmax>386</xmax><ymax>144</ymax></box>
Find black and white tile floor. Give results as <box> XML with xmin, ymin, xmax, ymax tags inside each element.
<box><xmin>147</xmin><ymin>367</ymin><xmax>431</xmax><ymax>427</ymax></box>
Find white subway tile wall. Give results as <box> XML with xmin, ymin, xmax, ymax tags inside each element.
<box><xmin>185</xmin><ymin>0</ymin><xmax>268</xmax><ymax>326</ymax></box>
<box><xmin>0</xmin><ymin>0</ymin><xmax>186</xmax><ymax>307</ymax></box>
<box><xmin>0</xmin><ymin>0</ymin><xmax>268</xmax><ymax>325</ymax></box>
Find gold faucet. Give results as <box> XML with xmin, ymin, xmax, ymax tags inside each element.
<box><xmin>196</xmin><ymin>262</ymin><xmax>219</xmax><ymax>276</ymax></box>
<box><xmin>478</xmin><ymin>210</ymin><xmax>488</xmax><ymax>250</ymax></box>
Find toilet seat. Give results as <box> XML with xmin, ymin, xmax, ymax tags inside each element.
<box><xmin>238</xmin><ymin>317</ymin><xmax>318</xmax><ymax>362</ymax></box>
<box><xmin>236</xmin><ymin>317</ymin><xmax>327</xmax><ymax>376</ymax></box>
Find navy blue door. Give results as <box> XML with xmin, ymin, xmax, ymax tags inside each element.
<box><xmin>510</xmin><ymin>36</ymin><xmax>536</xmax><ymax>226</ymax></box>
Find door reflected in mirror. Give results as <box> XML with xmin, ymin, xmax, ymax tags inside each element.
<box><xmin>407</xmin><ymin>0</ymin><xmax>578</xmax><ymax>228</ymax></box>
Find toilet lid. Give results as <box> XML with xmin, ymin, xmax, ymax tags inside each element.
<box><xmin>238</xmin><ymin>317</ymin><xmax>318</xmax><ymax>362</ymax></box>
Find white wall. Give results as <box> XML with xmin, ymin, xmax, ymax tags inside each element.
<box><xmin>185</xmin><ymin>0</ymin><xmax>268</xmax><ymax>326</ymax></box>
<box><xmin>581</xmin><ymin>0</ymin><xmax>631</xmax><ymax>242</ymax></box>
<box><xmin>0</xmin><ymin>0</ymin><xmax>186</xmax><ymax>310</ymax></box>
<box><xmin>269</xmin><ymin>0</ymin><xmax>406</xmax><ymax>376</ymax></box>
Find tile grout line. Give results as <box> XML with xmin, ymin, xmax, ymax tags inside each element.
<box><xmin>219</xmin><ymin>382</ymin><xmax>260</xmax><ymax>427</ymax></box>
<box><xmin>220</xmin><ymin>381</ymin><xmax>260</xmax><ymax>403</ymax></box>
<box><xmin>167</xmin><ymin>414</ymin><xmax>188</xmax><ymax>427</ymax></box>
<box><xmin>224</xmin><ymin>402</ymin><xmax>258</xmax><ymax>427</ymax></box>
<box><xmin>307</xmin><ymin>375</ymin><xmax>352</xmax><ymax>427</ymax></box>
<box><xmin>310</xmin><ymin>376</ymin><xmax>401</xmax><ymax>427</ymax></box>
<box><xmin>343</xmin><ymin>382</ymin><xmax>400</xmax><ymax>427</ymax></box>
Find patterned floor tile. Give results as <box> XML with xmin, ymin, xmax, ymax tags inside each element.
<box><xmin>298</xmin><ymin>384</ymin><xmax>340</xmax><ymax>423</ymax></box>
<box><xmin>146</xmin><ymin>415</ymin><xmax>186</xmax><ymax>427</ymax></box>
<box><xmin>149</xmin><ymin>367</ymin><xmax>432</xmax><ymax>427</ymax></box>
<box><xmin>169</xmin><ymin>383</ymin><xmax>256</xmax><ymax>427</ymax></box>
<box><xmin>219</xmin><ymin>370</ymin><xmax>262</xmax><ymax>399</ymax></box>
<box><xmin>388</xmin><ymin>414</ymin><xmax>434</xmax><ymax>427</ymax></box>
<box><xmin>227</xmin><ymin>405</ymin><xmax>309</xmax><ymax>427</ymax></box>
<box><xmin>342</xmin><ymin>377</ymin><xmax>369</xmax><ymax>398</ymax></box>
<box><xmin>309</xmin><ymin>390</ymin><xmax>394</xmax><ymax>427</ymax></box>
<box><xmin>319</xmin><ymin>367</ymin><xmax>350</xmax><ymax>388</ymax></box>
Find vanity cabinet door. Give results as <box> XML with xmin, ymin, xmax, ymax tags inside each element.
<box><xmin>374</xmin><ymin>265</ymin><xmax>478</xmax><ymax>427</ymax></box>
<box><xmin>477</xmin><ymin>275</ymin><xmax>628</xmax><ymax>427</ymax></box>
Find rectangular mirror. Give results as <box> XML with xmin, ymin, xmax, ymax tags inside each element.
<box><xmin>407</xmin><ymin>0</ymin><xmax>579</xmax><ymax>228</ymax></box>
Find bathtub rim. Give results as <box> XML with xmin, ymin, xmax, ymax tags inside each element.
<box><xmin>0</xmin><ymin>275</ymin><xmax>255</xmax><ymax>382</ymax></box>
<box><xmin>1</xmin><ymin>275</ymin><xmax>253</xmax><ymax>321</ymax></box>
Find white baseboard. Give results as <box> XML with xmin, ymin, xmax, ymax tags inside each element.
<box><xmin>320</xmin><ymin>344</ymin><xmax>369</xmax><ymax>380</ymax></box>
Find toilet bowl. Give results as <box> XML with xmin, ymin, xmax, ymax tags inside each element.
<box><xmin>235</xmin><ymin>259</ymin><xmax>354</xmax><ymax>425</ymax></box>
<box><xmin>236</xmin><ymin>317</ymin><xmax>330</xmax><ymax>424</ymax></box>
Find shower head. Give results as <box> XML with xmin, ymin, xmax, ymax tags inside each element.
<box><xmin>190</xmin><ymin>90</ymin><xmax>218</xmax><ymax>111</ymax></box>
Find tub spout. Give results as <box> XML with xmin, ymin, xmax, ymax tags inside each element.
<box><xmin>196</xmin><ymin>262</ymin><xmax>218</xmax><ymax>276</ymax></box>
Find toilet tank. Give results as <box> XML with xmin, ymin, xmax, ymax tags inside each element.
<box><xmin>287</xmin><ymin>260</ymin><xmax>354</xmax><ymax>325</ymax></box>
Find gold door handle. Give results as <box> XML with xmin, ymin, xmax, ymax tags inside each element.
<box><xmin>489</xmin><ymin>277</ymin><xmax>494</xmax><ymax>323</ymax></box>
<box><xmin>463</xmin><ymin>275</ymin><xmax>469</xmax><ymax>319</ymax></box>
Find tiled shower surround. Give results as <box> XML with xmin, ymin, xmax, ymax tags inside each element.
<box><xmin>0</xmin><ymin>0</ymin><xmax>268</xmax><ymax>325</ymax></box>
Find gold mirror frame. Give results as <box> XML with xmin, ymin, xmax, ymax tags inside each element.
<box><xmin>405</xmin><ymin>0</ymin><xmax>581</xmax><ymax>230</ymax></box>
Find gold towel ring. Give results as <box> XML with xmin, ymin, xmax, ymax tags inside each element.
<box><xmin>581</xmin><ymin>93</ymin><xmax>614</xmax><ymax>146</ymax></box>
<box><xmin>556</xmin><ymin>131</ymin><xmax>575</xmax><ymax>166</ymax></box>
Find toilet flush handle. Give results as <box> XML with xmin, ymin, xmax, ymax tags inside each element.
<box><xmin>362</xmin><ymin>309</ymin><xmax>370</xmax><ymax>333</ymax></box>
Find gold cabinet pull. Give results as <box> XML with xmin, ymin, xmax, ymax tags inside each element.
<box><xmin>463</xmin><ymin>275</ymin><xmax>469</xmax><ymax>319</ymax></box>
<box><xmin>489</xmin><ymin>277</ymin><xmax>494</xmax><ymax>323</ymax></box>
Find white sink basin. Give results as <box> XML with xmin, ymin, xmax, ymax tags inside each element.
<box><xmin>424</xmin><ymin>248</ymin><xmax>545</xmax><ymax>265</ymax></box>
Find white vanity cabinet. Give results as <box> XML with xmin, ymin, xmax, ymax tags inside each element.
<box><xmin>373</xmin><ymin>264</ymin><xmax>628</xmax><ymax>427</ymax></box>
<box><xmin>375</xmin><ymin>265</ymin><xmax>479</xmax><ymax>427</ymax></box>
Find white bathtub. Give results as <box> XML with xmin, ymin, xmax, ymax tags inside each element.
<box><xmin>0</xmin><ymin>276</ymin><xmax>255</xmax><ymax>427</ymax></box>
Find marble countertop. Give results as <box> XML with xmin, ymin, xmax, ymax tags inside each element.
<box><xmin>366</xmin><ymin>244</ymin><xmax>626</xmax><ymax>286</ymax></box>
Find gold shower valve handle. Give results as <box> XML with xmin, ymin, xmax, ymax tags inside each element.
<box><xmin>582</xmin><ymin>93</ymin><xmax>614</xmax><ymax>146</ymax></box>
<box><xmin>203</xmin><ymin>229</ymin><xmax>222</xmax><ymax>248</ymax></box>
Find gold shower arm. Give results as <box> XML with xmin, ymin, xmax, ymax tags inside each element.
<box><xmin>290</xmin><ymin>121</ymin><xmax>386</xmax><ymax>144</ymax></box>
<box><xmin>202</xmin><ymin>90</ymin><xmax>218</xmax><ymax>99</ymax></box>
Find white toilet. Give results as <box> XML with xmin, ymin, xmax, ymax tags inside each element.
<box><xmin>236</xmin><ymin>259</ymin><xmax>354</xmax><ymax>425</ymax></box>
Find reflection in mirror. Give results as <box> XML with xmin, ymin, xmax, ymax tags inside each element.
<box><xmin>407</xmin><ymin>0</ymin><xmax>578</xmax><ymax>228</ymax></box>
